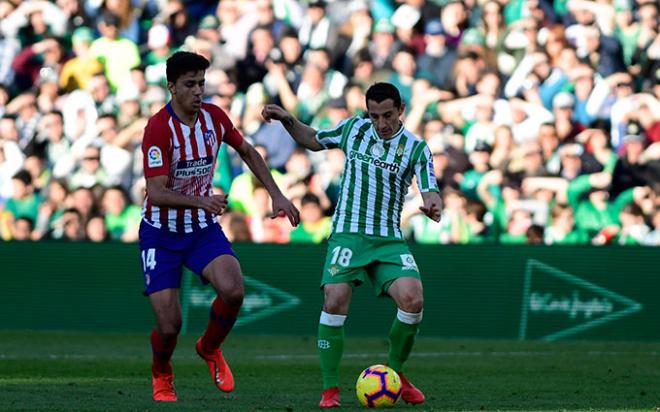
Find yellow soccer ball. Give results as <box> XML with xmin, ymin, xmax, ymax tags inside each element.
<box><xmin>355</xmin><ymin>364</ymin><xmax>402</xmax><ymax>408</ymax></box>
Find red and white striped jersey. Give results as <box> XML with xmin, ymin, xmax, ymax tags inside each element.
<box><xmin>141</xmin><ymin>102</ymin><xmax>243</xmax><ymax>233</ymax></box>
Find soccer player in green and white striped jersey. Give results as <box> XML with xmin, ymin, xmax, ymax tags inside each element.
<box><xmin>262</xmin><ymin>83</ymin><xmax>441</xmax><ymax>408</ymax></box>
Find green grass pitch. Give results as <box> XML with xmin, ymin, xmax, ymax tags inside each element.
<box><xmin>0</xmin><ymin>331</ymin><xmax>658</xmax><ymax>411</ymax></box>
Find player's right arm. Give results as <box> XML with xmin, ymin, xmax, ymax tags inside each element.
<box><xmin>142</xmin><ymin>118</ymin><xmax>227</xmax><ymax>215</ymax></box>
<box><xmin>145</xmin><ymin>175</ymin><xmax>227</xmax><ymax>215</ymax></box>
<box><xmin>261</xmin><ymin>104</ymin><xmax>324</xmax><ymax>151</ymax></box>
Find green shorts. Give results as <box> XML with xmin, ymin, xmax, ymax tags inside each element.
<box><xmin>321</xmin><ymin>233</ymin><xmax>421</xmax><ymax>296</ymax></box>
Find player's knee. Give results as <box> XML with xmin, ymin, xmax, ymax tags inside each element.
<box><xmin>399</xmin><ymin>293</ymin><xmax>424</xmax><ymax>313</ymax></box>
<box><xmin>223</xmin><ymin>287</ymin><xmax>244</xmax><ymax>307</ymax></box>
<box><xmin>159</xmin><ymin>322</ymin><xmax>181</xmax><ymax>339</ymax></box>
<box><xmin>323</xmin><ymin>300</ymin><xmax>344</xmax><ymax>314</ymax></box>
<box><xmin>323</xmin><ymin>294</ymin><xmax>350</xmax><ymax>314</ymax></box>
<box><xmin>322</xmin><ymin>296</ymin><xmax>347</xmax><ymax>314</ymax></box>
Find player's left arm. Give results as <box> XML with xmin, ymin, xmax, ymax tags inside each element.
<box><xmin>235</xmin><ymin>139</ymin><xmax>300</xmax><ymax>226</ymax></box>
<box><xmin>420</xmin><ymin>191</ymin><xmax>442</xmax><ymax>222</ymax></box>
<box><xmin>413</xmin><ymin>142</ymin><xmax>442</xmax><ymax>222</ymax></box>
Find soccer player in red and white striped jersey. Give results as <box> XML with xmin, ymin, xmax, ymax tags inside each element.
<box><xmin>141</xmin><ymin>99</ymin><xmax>234</xmax><ymax>232</ymax></box>
<box><xmin>139</xmin><ymin>51</ymin><xmax>299</xmax><ymax>402</ymax></box>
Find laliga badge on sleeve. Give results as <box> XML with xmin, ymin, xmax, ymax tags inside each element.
<box><xmin>147</xmin><ymin>146</ymin><xmax>163</xmax><ymax>167</ymax></box>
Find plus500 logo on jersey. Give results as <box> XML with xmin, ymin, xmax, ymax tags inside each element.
<box><xmin>174</xmin><ymin>156</ymin><xmax>213</xmax><ymax>178</ymax></box>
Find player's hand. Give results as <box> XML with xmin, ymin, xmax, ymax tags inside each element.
<box><xmin>200</xmin><ymin>194</ymin><xmax>228</xmax><ymax>215</ymax></box>
<box><xmin>419</xmin><ymin>192</ymin><xmax>442</xmax><ymax>222</ymax></box>
<box><xmin>261</xmin><ymin>104</ymin><xmax>290</xmax><ymax>123</ymax></box>
<box><xmin>419</xmin><ymin>203</ymin><xmax>441</xmax><ymax>222</ymax></box>
<box><xmin>269</xmin><ymin>194</ymin><xmax>300</xmax><ymax>227</ymax></box>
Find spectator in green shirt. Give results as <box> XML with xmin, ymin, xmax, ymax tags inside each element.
<box><xmin>464</xmin><ymin>199</ymin><xmax>488</xmax><ymax>243</ymax></box>
<box><xmin>100</xmin><ymin>186</ymin><xmax>141</xmax><ymax>242</ymax></box>
<box><xmin>460</xmin><ymin>141</ymin><xmax>492</xmax><ymax>200</ymax></box>
<box><xmin>616</xmin><ymin>203</ymin><xmax>650</xmax><ymax>245</ymax></box>
<box><xmin>89</xmin><ymin>12</ymin><xmax>141</xmax><ymax>92</ymax></box>
<box><xmin>228</xmin><ymin>145</ymin><xmax>286</xmax><ymax>216</ymax></box>
<box><xmin>564</xmin><ymin>172</ymin><xmax>635</xmax><ymax>240</ymax></box>
<box><xmin>143</xmin><ymin>24</ymin><xmax>175</xmax><ymax>87</ymax></box>
<box><xmin>544</xmin><ymin>203</ymin><xmax>589</xmax><ymax>245</ymax></box>
<box><xmin>289</xmin><ymin>193</ymin><xmax>332</xmax><ymax>243</ymax></box>
<box><xmin>499</xmin><ymin>207</ymin><xmax>531</xmax><ymax>244</ymax></box>
<box><xmin>477</xmin><ymin>169</ymin><xmax>522</xmax><ymax>241</ymax></box>
<box><xmin>5</xmin><ymin>170</ymin><xmax>41</xmax><ymax>223</ymax></box>
<box><xmin>574</xmin><ymin>188</ymin><xmax>620</xmax><ymax>239</ymax></box>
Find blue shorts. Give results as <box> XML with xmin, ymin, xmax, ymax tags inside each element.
<box><xmin>138</xmin><ymin>220</ymin><xmax>237</xmax><ymax>295</ymax></box>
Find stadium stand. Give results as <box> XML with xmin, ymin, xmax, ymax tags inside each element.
<box><xmin>0</xmin><ymin>0</ymin><xmax>658</xmax><ymax>245</ymax></box>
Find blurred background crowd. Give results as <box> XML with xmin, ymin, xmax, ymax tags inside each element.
<box><xmin>0</xmin><ymin>0</ymin><xmax>658</xmax><ymax>245</ymax></box>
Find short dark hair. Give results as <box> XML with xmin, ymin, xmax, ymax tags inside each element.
<box><xmin>62</xmin><ymin>208</ymin><xmax>83</xmax><ymax>219</ymax></box>
<box><xmin>166</xmin><ymin>51</ymin><xmax>210</xmax><ymax>83</ymax></box>
<box><xmin>622</xmin><ymin>203</ymin><xmax>644</xmax><ymax>217</ymax></box>
<box><xmin>366</xmin><ymin>82</ymin><xmax>402</xmax><ymax>109</ymax></box>
<box><xmin>101</xmin><ymin>11</ymin><xmax>121</xmax><ymax>27</ymax></box>
<box><xmin>301</xmin><ymin>192</ymin><xmax>321</xmax><ymax>207</ymax></box>
<box><xmin>12</xmin><ymin>170</ymin><xmax>32</xmax><ymax>186</ymax></box>
<box><xmin>279</xmin><ymin>27</ymin><xmax>299</xmax><ymax>42</ymax></box>
<box><xmin>353</xmin><ymin>48</ymin><xmax>372</xmax><ymax>65</ymax></box>
<box><xmin>49</xmin><ymin>178</ymin><xmax>70</xmax><ymax>194</ymax></box>
<box><xmin>97</xmin><ymin>113</ymin><xmax>117</xmax><ymax>122</ymax></box>
<box><xmin>15</xmin><ymin>216</ymin><xmax>34</xmax><ymax>230</ymax></box>
<box><xmin>45</xmin><ymin>110</ymin><xmax>64</xmax><ymax>120</ymax></box>
<box><xmin>103</xmin><ymin>185</ymin><xmax>129</xmax><ymax>203</ymax></box>
<box><xmin>465</xmin><ymin>199</ymin><xmax>487</xmax><ymax>221</ymax></box>
<box><xmin>526</xmin><ymin>224</ymin><xmax>545</xmax><ymax>244</ymax></box>
<box><xmin>308</xmin><ymin>47</ymin><xmax>331</xmax><ymax>60</ymax></box>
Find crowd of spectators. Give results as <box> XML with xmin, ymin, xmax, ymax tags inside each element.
<box><xmin>0</xmin><ymin>0</ymin><xmax>658</xmax><ymax>246</ymax></box>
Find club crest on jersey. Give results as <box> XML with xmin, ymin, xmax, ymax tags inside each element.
<box><xmin>396</xmin><ymin>144</ymin><xmax>405</xmax><ymax>157</ymax></box>
<box><xmin>147</xmin><ymin>146</ymin><xmax>163</xmax><ymax>167</ymax></box>
<box><xmin>370</xmin><ymin>143</ymin><xmax>385</xmax><ymax>158</ymax></box>
<box><xmin>203</xmin><ymin>130</ymin><xmax>217</xmax><ymax>147</ymax></box>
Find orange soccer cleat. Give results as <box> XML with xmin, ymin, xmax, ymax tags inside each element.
<box><xmin>195</xmin><ymin>338</ymin><xmax>235</xmax><ymax>392</ymax></box>
<box><xmin>399</xmin><ymin>372</ymin><xmax>425</xmax><ymax>404</ymax></box>
<box><xmin>152</xmin><ymin>371</ymin><xmax>177</xmax><ymax>402</ymax></box>
<box><xmin>319</xmin><ymin>386</ymin><xmax>341</xmax><ymax>408</ymax></box>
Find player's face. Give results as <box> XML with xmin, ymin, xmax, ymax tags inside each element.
<box><xmin>367</xmin><ymin>98</ymin><xmax>404</xmax><ymax>139</ymax></box>
<box><xmin>169</xmin><ymin>70</ymin><xmax>205</xmax><ymax>113</ymax></box>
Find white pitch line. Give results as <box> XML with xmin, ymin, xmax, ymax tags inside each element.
<box><xmin>254</xmin><ymin>350</ymin><xmax>659</xmax><ymax>360</ymax></box>
<box><xmin>0</xmin><ymin>351</ymin><xmax>656</xmax><ymax>361</ymax></box>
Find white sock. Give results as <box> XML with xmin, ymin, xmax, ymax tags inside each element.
<box><xmin>397</xmin><ymin>308</ymin><xmax>423</xmax><ymax>325</ymax></box>
<box><xmin>319</xmin><ymin>311</ymin><xmax>347</xmax><ymax>327</ymax></box>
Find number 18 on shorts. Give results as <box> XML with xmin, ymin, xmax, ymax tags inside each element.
<box><xmin>321</xmin><ymin>233</ymin><xmax>420</xmax><ymax>296</ymax></box>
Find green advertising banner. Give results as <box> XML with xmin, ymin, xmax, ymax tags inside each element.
<box><xmin>0</xmin><ymin>242</ymin><xmax>657</xmax><ymax>341</ymax></box>
<box><xmin>519</xmin><ymin>259</ymin><xmax>643</xmax><ymax>341</ymax></box>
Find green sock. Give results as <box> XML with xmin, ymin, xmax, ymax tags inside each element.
<box><xmin>318</xmin><ymin>323</ymin><xmax>344</xmax><ymax>389</ymax></box>
<box><xmin>387</xmin><ymin>318</ymin><xmax>418</xmax><ymax>372</ymax></box>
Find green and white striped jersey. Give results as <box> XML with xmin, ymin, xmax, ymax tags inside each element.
<box><xmin>316</xmin><ymin>116</ymin><xmax>439</xmax><ymax>239</ymax></box>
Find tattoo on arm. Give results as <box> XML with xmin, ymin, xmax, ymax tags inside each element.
<box><xmin>279</xmin><ymin>113</ymin><xmax>321</xmax><ymax>151</ymax></box>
